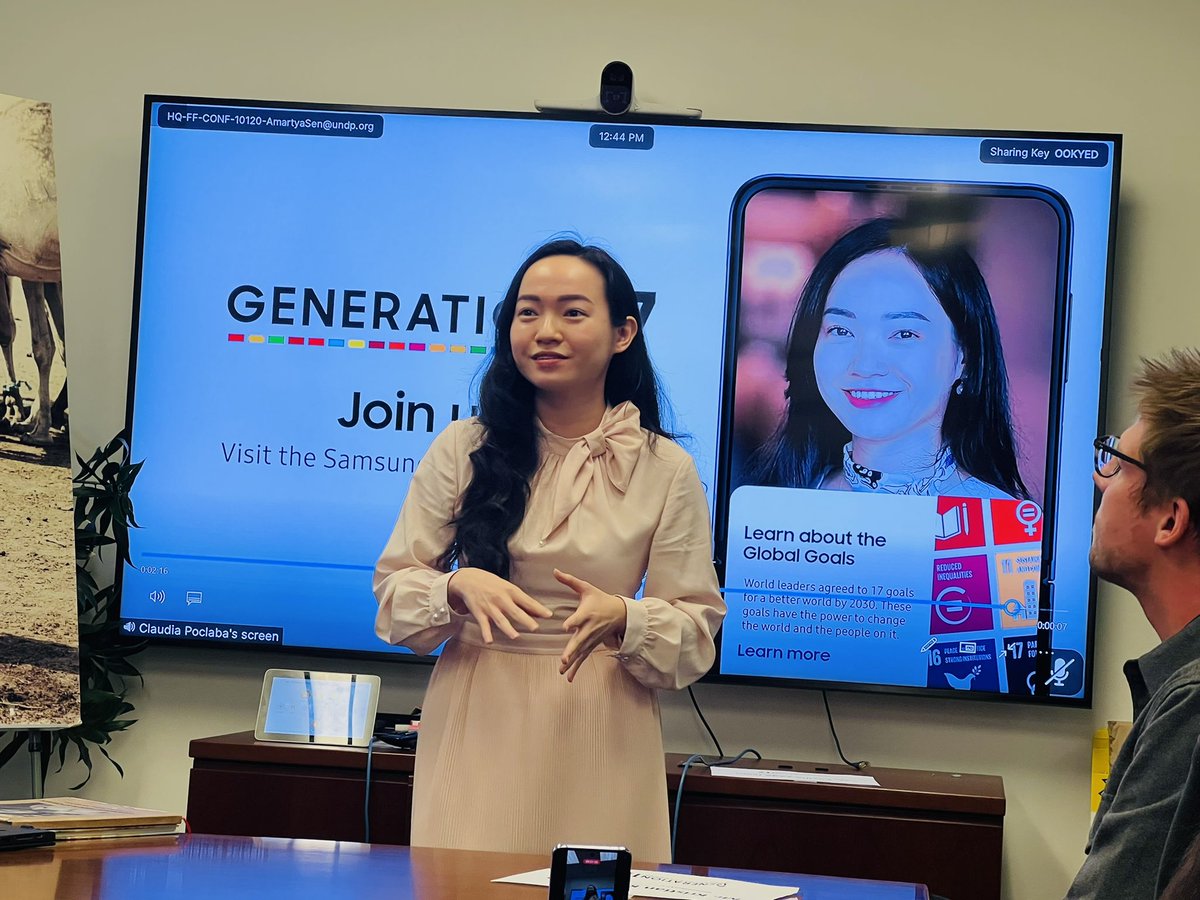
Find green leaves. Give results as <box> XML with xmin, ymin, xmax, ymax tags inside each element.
<box><xmin>0</xmin><ymin>431</ymin><xmax>147</xmax><ymax>788</ymax></box>
<box><xmin>74</xmin><ymin>434</ymin><xmax>141</xmax><ymax>570</ymax></box>
<box><xmin>60</xmin><ymin>431</ymin><xmax>147</xmax><ymax>785</ymax></box>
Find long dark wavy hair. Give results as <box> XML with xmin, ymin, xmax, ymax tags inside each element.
<box><xmin>438</xmin><ymin>239</ymin><xmax>671</xmax><ymax>578</ymax></box>
<box><xmin>753</xmin><ymin>217</ymin><xmax>1028</xmax><ymax>498</ymax></box>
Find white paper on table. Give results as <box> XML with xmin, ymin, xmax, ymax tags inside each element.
<box><xmin>708</xmin><ymin>767</ymin><xmax>880</xmax><ymax>787</ymax></box>
<box><xmin>493</xmin><ymin>866</ymin><xmax>552</xmax><ymax>885</ymax></box>
<box><xmin>493</xmin><ymin>867</ymin><xmax>798</xmax><ymax>900</ymax></box>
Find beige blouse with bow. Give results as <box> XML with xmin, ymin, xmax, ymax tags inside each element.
<box><xmin>373</xmin><ymin>401</ymin><xmax>725</xmax><ymax>861</ymax></box>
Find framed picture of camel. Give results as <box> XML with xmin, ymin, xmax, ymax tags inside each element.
<box><xmin>0</xmin><ymin>91</ymin><xmax>78</xmax><ymax>730</ymax></box>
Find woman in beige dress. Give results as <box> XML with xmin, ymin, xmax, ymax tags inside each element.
<box><xmin>373</xmin><ymin>239</ymin><xmax>724</xmax><ymax>862</ymax></box>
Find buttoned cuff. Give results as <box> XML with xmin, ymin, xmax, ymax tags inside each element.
<box><xmin>428</xmin><ymin>571</ymin><xmax>467</xmax><ymax>627</ymax></box>
<box><xmin>615</xmin><ymin>595</ymin><xmax>648</xmax><ymax>661</ymax></box>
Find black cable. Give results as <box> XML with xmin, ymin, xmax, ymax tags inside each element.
<box><xmin>686</xmin><ymin>684</ymin><xmax>723</xmax><ymax>759</ymax></box>
<box><xmin>821</xmin><ymin>690</ymin><xmax>868</xmax><ymax>770</ymax></box>
<box><xmin>363</xmin><ymin>739</ymin><xmax>375</xmax><ymax>843</ymax></box>
<box><xmin>670</xmin><ymin>748</ymin><xmax>762</xmax><ymax>863</ymax></box>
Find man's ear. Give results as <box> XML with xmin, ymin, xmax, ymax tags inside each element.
<box><xmin>1154</xmin><ymin>497</ymin><xmax>1193</xmax><ymax>549</ymax></box>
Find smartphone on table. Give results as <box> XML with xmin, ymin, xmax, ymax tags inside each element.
<box><xmin>548</xmin><ymin>844</ymin><xmax>632</xmax><ymax>900</ymax></box>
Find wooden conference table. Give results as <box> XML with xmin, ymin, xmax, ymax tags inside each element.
<box><xmin>187</xmin><ymin>732</ymin><xmax>1001</xmax><ymax>899</ymax></box>
<box><xmin>0</xmin><ymin>833</ymin><xmax>931</xmax><ymax>899</ymax></box>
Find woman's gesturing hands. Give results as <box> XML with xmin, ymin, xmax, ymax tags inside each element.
<box><xmin>447</xmin><ymin>567</ymin><xmax>553</xmax><ymax>644</ymax></box>
<box><xmin>445</xmin><ymin>567</ymin><xmax>627</xmax><ymax>680</ymax></box>
<box><xmin>556</xmin><ymin>569</ymin><xmax>628</xmax><ymax>682</ymax></box>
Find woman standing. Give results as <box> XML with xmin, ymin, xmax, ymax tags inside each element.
<box><xmin>374</xmin><ymin>239</ymin><xmax>724</xmax><ymax>862</ymax></box>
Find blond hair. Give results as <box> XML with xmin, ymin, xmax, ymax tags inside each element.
<box><xmin>1133</xmin><ymin>348</ymin><xmax>1200</xmax><ymax>543</ymax></box>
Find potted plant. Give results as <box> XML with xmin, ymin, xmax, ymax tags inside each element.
<box><xmin>0</xmin><ymin>432</ymin><xmax>146</xmax><ymax>788</ymax></box>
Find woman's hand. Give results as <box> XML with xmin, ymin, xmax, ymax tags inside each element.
<box><xmin>447</xmin><ymin>567</ymin><xmax>553</xmax><ymax>644</ymax></box>
<box><xmin>556</xmin><ymin>569</ymin><xmax>628</xmax><ymax>682</ymax></box>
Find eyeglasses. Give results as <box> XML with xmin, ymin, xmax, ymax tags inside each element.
<box><xmin>1093</xmin><ymin>434</ymin><xmax>1147</xmax><ymax>478</ymax></box>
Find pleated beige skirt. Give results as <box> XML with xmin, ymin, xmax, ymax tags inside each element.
<box><xmin>410</xmin><ymin>624</ymin><xmax>671</xmax><ymax>863</ymax></box>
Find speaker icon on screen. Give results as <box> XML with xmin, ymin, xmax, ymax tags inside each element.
<box><xmin>149</xmin><ymin>589</ymin><xmax>166</xmax><ymax>603</ymax></box>
<box><xmin>123</xmin><ymin>621</ymin><xmax>138</xmax><ymax>634</ymax></box>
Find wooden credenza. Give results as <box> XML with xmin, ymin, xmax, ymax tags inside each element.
<box><xmin>666</xmin><ymin>752</ymin><xmax>1004</xmax><ymax>900</ymax></box>
<box><xmin>188</xmin><ymin>732</ymin><xmax>1003</xmax><ymax>899</ymax></box>
<box><xmin>187</xmin><ymin>731</ymin><xmax>415</xmax><ymax>845</ymax></box>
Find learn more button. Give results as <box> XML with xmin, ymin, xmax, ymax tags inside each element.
<box><xmin>980</xmin><ymin>140</ymin><xmax>1109</xmax><ymax>167</ymax></box>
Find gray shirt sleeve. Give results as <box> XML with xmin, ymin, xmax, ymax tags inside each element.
<box><xmin>1159</xmin><ymin>733</ymin><xmax>1200</xmax><ymax>895</ymax></box>
<box><xmin>1066</xmin><ymin>681</ymin><xmax>1200</xmax><ymax>899</ymax></box>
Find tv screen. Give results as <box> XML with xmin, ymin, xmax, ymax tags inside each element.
<box><xmin>119</xmin><ymin>95</ymin><xmax>1119</xmax><ymax>704</ymax></box>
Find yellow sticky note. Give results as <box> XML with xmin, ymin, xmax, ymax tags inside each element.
<box><xmin>1091</xmin><ymin>728</ymin><xmax>1109</xmax><ymax>813</ymax></box>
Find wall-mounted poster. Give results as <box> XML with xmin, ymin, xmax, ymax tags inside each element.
<box><xmin>0</xmin><ymin>92</ymin><xmax>78</xmax><ymax>730</ymax></box>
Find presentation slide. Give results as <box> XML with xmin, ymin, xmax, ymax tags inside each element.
<box><xmin>118</xmin><ymin>98</ymin><xmax>1117</xmax><ymax>701</ymax></box>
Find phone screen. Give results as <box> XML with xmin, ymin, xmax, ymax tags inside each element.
<box><xmin>549</xmin><ymin>846</ymin><xmax>632</xmax><ymax>900</ymax></box>
<box><xmin>716</xmin><ymin>177</ymin><xmax>1074</xmax><ymax>696</ymax></box>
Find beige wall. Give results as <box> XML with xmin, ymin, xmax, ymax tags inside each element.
<box><xmin>1</xmin><ymin>2</ymin><xmax>1197</xmax><ymax>897</ymax></box>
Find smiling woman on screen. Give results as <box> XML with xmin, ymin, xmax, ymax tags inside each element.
<box><xmin>373</xmin><ymin>238</ymin><xmax>724</xmax><ymax>862</ymax></box>
<box><xmin>752</xmin><ymin>217</ymin><xmax>1027</xmax><ymax>500</ymax></box>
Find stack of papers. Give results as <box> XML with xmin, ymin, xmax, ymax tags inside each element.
<box><xmin>709</xmin><ymin>767</ymin><xmax>879</xmax><ymax>787</ymax></box>
<box><xmin>0</xmin><ymin>797</ymin><xmax>182</xmax><ymax>840</ymax></box>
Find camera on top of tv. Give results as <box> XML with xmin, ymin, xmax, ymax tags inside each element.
<box><xmin>599</xmin><ymin>61</ymin><xmax>635</xmax><ymax>115</ymax></box>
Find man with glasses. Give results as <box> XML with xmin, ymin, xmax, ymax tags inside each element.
<box><xmin>1067</xmin><ymin>348</ymin><xmax>1200</xmax><ymax>898</ymax></box>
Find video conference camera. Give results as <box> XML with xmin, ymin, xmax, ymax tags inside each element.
<box><xmin>534</xmin><ymin>61</ymin><xmax>701</xmax><ymax>118</ymax></box>
<box><xmin>599</xmin><ymin>61</ymin><xmax>635</xmax><ymax>116</ymax></box>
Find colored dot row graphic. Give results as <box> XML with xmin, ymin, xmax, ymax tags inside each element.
<box><xmin>228</xmin><ymin>334</ymin><xmax>488</xmax><ymax>354</ymax></box>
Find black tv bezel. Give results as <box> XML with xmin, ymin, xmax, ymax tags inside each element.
<box><xmin>120</xmin><ymin>93</ymin><xmax>1121</xmax><ymax>708</ymax></box>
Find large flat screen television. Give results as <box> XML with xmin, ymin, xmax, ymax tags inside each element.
<box><xmin>119</xmin><ymin>95</ymin><xmax>1119</xmax><ymax>704</ymax></box>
